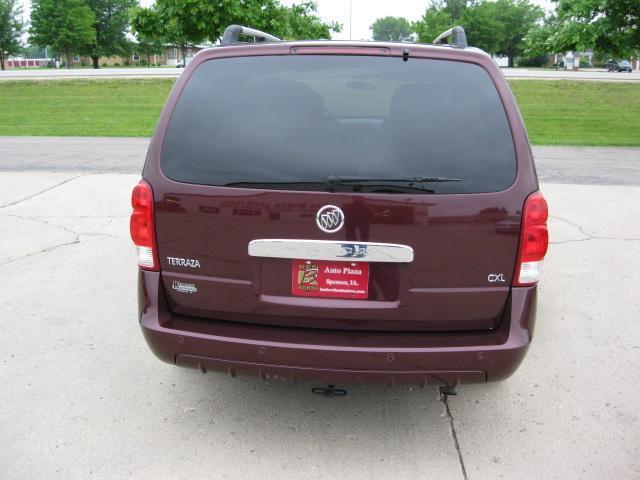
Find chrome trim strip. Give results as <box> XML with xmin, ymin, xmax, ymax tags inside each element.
<box><xmin>248</xmin><ymin>239</ymin><xmax>414</xmax><ymax>263</ymax></box>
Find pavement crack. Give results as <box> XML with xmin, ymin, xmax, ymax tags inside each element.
<box><xmin>36</xmin><ymin>215</ymin><xmax>124</xmax><ymax>219</ymax></box>
<box><xmin>0</xmin><ymin>173</ymin><xmax>86</xmax><ymax>209</ymax></box>
<box><xmin>440</xmin><ymin>393</ymin><xmax>468</xmax><ymax>480</ymax></box>
<box><xmin>0</xmin><ymin>239</ymin><xmax>80</xmax><ymax>267</ymax></box>
<box><xmin>551</xmin><ymin>236</ymin><xmax>640</xmax><ymax>245</ymax></box>
<box><xmin>550</xmin><ymin>238</ymin><xmax>595</xmax><ymax>245</ymax></box>
<box><xmin>549</xmin><ymin>215</ymin><xmax>640</xmax><ymax>245</ymax></box>
<box><xmin>0</xmin><ymin>212</ymin><xmax>122</xmax><ymax>246</ymax></box>
<box><xmin>0</xmin><ymin>213</ymin><xmax>79</xmax><ymax>237</ymax></box>
<box><xmin>81</xmin><ymin>232</ymin><xmax>120</xmax><ymax>239</ymax></box>
<box><xmin>550</xmin><ymin>215</ymin><xmax>596</xmax><ymax>239</ymax></box>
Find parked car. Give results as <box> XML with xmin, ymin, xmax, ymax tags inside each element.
<box><xmin>607</xmin><ymin>59</ymin><xmax>633</xmax><ymax>72</ymax></box>
<box><xmin>131</xmin><ymin>25</ymin><xmax>549</xmax><ymax>392</ymax></box>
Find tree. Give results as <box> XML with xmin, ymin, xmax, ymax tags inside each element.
<box><xmin>130</xmin><ymin>6</ymin><xmax>166</xmax><ymax>48</ymax></box>
<box><xmin>415</xmin><ymin>7</ymin><xmax>455</xmax><ymax>43</ymax></box>
<box><xmin>523</xmin><ymin>15</ymin><xmax>558</xmax><ymax>57</ymax></box>
<box><xmin>541</xmin><ymin>0</ymin><xmax>640</xmax><ymax>57</ymax></box>
<box><xmin>131</xmin><ymin>2</ymin><xmax>205</xmax><ymax>63</ymax></box>
<box><xmin>415</xmin><ymin>0</ymin><xmax>474</xmax><ymax>43</ymax></box>
<box><xmin>23</xmin><ymin>45</ymin><xmax>48</xmax><ymax>59</ymax></box>
<box><xmin>268</xmin><ymin>1</ymin><xmax>340</xmax><ymax>40</ymax></box>
<box><xmin>81</xmin><ymin>0</ymin><xmax>138</xmax><ymax>69</ymax></box>
<box><xmin>30</xmin><ymin>0</ymin><xmax>96</xmax><ymax>68</ymax></box>
<box><xmin>134</xmin><ymin>32</ymin><xmax>165</xmax><ymax>67</ymax></box>
<box><xmin>491</xmin><ymin>0</ymin><xmax>544</xmax><ymax>67</ymax></box>
<box><xmin>236</xmin><ymin>0</ymin><xmax>339</xmax><ymax>40</ymax></box>
<box><xmin>415</xmin><ymin>0</ymin><xmax>543</xmax><ymax>66</ymax></box>
<box><xmin>131</xmin><ymin>0</ymin><xmax>339</xmax><ymax>55</ymax></box>
<box><xmin>370</xmin><ymin>16</ymin><xmax>414</xmax><ymax>42</ymax></box>
<box><xmin>443</xmin><ymin>0</ymin><xmax>475</xmax><ymax>22</ymax></box>
<box><xmin>0</xmin><ymin>0</ymin><xmax>24</xmax><ymax>70</ymax></box>
<box><xmin>129</xmin><ymin>6</ymin><xmax>165</xmax><ymax>66</ymax></box>
<box><xmin>460</xmin><ymin>1</ymin><xmax>501</xmax><ymax>53</ymax></box>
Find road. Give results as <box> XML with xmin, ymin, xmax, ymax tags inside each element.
<box><xmin>0</xmin><ymin>138</ymin><xmax>639</xmax><ymax>479</ymax></box>
<box><xmin>1</xmin><ymin>66</ymin><xmax>640</xmax><ymax>82</ymax></box>
<box><xmin>0</xmin><ymin>67</ymin><xmax>181</xmax><ymax>81</ymax></box>
<box><xmin>2</xmin><ymin>137</ymin><xmax>640</xmax><ymax>185</ymax></box>
<box><xmin>503</xmin><ymin>67</ymin><xmax>640</xmax><ymax>82</ymax></box>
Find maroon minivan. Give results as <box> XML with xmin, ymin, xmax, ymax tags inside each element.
<box><xmin>131</xmin><ymin>25</ymin><xmax>549</xmax><ymax>391</ymax></box>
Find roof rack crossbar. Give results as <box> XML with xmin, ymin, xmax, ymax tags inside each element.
<box><xmin>432</xmin><ymin>26</ymin><xmax>468</xmax><ymax>49</ymax></box>
<box><xmin>221</xmin><ymin>25</ymin><xmax>281</xmax><ymax>45</ymax></box>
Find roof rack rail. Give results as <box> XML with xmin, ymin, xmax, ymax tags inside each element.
<box><xmin>433</xmin><ymin>26</ymin><xmax>467</xmax><ymax>49</ymax></box>
<box><xmin>221</xmin><ymin>25</ymin><xmax>281</xmax><ymax>45</ymax></box>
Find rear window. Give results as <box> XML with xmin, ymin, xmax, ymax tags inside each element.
<box><xmin>161</xmin><ymin>54</ymin><xmax>516</xmax><ymax>194</ymax></box>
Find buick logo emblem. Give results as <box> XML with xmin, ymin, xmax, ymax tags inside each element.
<box><xmin>316</xmin><ymin>205</ymin><xmax>345</xmax><ymax>233</ymax></box>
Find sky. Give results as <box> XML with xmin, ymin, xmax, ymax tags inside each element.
<box><xmin>21</xmin><ymin>0</ymin><xmax>554</xmax><ymax>41</ymax></box>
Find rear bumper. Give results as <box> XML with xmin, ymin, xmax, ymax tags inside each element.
<box><xmin>138</xmin><ymin>270</ymin><xmax>537</xmax><ymax>386</ymax></box>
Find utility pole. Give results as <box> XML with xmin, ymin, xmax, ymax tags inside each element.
<box><xmin>349</xmin><ymin>0</ymin><xmax>353</xmax><ymax>40</ymax></box>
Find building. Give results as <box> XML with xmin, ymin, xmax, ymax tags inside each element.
<box><xmin>4</xmin><ymin>45</ymin><xmax>206</xmax><ymax>69</ymax></box>
<box><xmin>549</xmin><ymin>51</ymin><xmax>593</xmax><ymax>70</ymax></box>
<box><xmin>5</xmin><ymin>58</ymin><xmax>49</xmax><ymax>68</ymax></box>
<box><xmin>78</xmin><ymin>45</ymin><xmax>205</xmax><ymax>67</ymax></box>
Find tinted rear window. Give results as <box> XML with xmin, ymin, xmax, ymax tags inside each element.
<box><xmin>161</xmin><ymin>54</ymin><xmax>516</xmax><ymax>194</ymax></box>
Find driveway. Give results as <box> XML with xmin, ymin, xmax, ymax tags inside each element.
<box><xmin>1</xmin><ymin>139</ymin><xmax>639</xmax><ymax>479</ymax></box>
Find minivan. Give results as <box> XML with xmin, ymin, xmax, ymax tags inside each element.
<box><xmin>131</xmin><ymin>25</ymin><xmax>549</xmax><ymax>392</ymax></box>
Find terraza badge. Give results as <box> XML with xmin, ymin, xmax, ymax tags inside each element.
<box><xmin>166</xmin><ymin>256</ymin><xmax>201</xmax><ymax>268</ymax></box>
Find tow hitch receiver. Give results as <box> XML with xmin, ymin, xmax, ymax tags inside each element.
<box><xmin>439</xmin><ymin>384</ymin><xmax>458</xmax><ymax>397</ymax></box>
<box><xmin>311</xmin><ymin>385</ymin><xmax>347</xmax><ymax>397</ymax></box>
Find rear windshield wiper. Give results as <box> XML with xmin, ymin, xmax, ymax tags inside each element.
<box><xmin>223</xmin><ymin>181</ymin><xmax>327</xmax><ymax>189</ymax></box>
<box><xmin>327</xmin><ymin>175</ymin><xmax>462</xmax><ymax>184</ymax></box>
<box><xmin>222</xmin><ymin>176</ymin><xmax>460</xmax><ymax>193</ymax></box>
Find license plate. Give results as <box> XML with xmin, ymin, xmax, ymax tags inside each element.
<box><xmin>291</xmin><ymin>259</ymin><xmax>369</xmax><ymax>299</ymax></box>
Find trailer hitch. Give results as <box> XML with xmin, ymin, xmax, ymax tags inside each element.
<box><xmin>311</xmin><ymin>385</ymin><xmax>347</xmax><ymax>397</ymax></box>
<box><xmin>439</xmin><ymin>384</ymin><xmax>458</xmax><ymax>397</ymax></box>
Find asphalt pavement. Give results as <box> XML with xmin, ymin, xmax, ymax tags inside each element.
<box><xmin>2</xmin><ymin>136</ymin><xmax>639</xmax><ymax>185</ymax></box>
<box><xmin>1</xmin><ymin>138</ymin><xmax>639</xmax><ymax>479</ymax></box>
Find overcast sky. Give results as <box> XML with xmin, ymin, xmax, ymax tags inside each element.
<box><xmin>21</xmin><ymin>0</ymin><xmax>554</xmax><ymax>41</ymax></box>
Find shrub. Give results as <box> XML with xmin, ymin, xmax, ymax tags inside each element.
<box><xmin>579</xmin><ymin>57</ymin><xmax>593</xmax><ymax>68</ymax></box>
<box><xmin>517</xmin><ymin>55</ymin><xmax>548</xmax><ymax>67</ymax></box>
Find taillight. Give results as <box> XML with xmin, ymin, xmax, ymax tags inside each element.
<box><xmin>514</xmin><ymin>191</ymin><xmax>548</xmax><ymax>286</ymax></box>
<box><xmin>130</xmin><ymin>180</ymin><xmax>158</xmax><ymax>270</ymax></box>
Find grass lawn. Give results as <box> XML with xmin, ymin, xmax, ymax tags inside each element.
<box><xmin>0</xmin><ymin>78</ymin><xmax>639</xmax><ymax>145</ymax></box>
<box><xmin>0</xmin><ymin>79</ymin><xmax>175</xmax><ymax>137</ymax></box>
<box><xmin>509</xmin><ymin>80</ymin><xmax>640</xmax><ymax>146</ymax></box>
